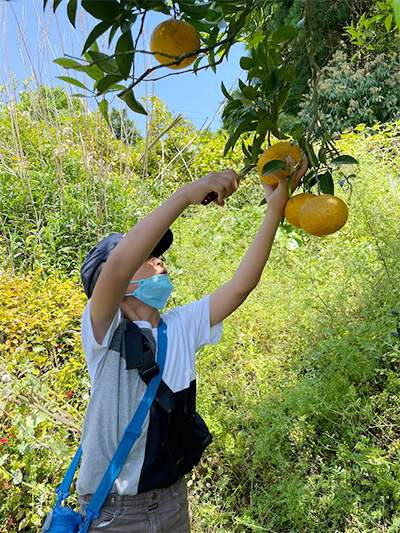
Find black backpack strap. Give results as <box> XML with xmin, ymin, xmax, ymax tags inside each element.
<box><xmin>123</xmin><ymin>321</ymin><xmax>159</xmax><ymax>384</ymax></box>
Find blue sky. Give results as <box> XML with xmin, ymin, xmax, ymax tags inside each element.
<box><xmin>0</xmin><ymin>0</ymin><xmax>245</xmax><ymax>133</ymax></box>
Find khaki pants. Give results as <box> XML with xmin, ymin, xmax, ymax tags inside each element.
<box><xmin>78</xmin><ymin>478</ymin><xmax>190</xmax><ymax>533</ymax></box>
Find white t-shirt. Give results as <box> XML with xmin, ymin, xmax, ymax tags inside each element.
<box><xmin>77</xmin><ymin>294</ymin><xmax>223</xmax><ymax>495</ymax></box>
<box><xmin>81</xmin><ymin>294</ymin><xmax>223</xmax><ymax>394</ymax></box>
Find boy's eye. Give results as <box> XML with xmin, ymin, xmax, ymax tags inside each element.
<box><xmin>146</xmin><ymin>255</ymin><xmax>165</xmax><ymax>263</ymax></box>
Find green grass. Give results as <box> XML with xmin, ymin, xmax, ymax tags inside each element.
<box><xmin>0</xmin><ymin>86</ymin><xmax>400</xmax><ymax>531</ymax></box>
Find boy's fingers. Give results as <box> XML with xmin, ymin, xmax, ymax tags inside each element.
<box><xmin>297</xmin><ymin>154</ymin><xmax>308</xmax><ymax>178</ymax></box>
<box><xmin>282</xmin><ymin>154</ymin><xmax>308</xmax><ymax>191</ymax></box>
<box><xmin>213</xmin><ymin>198</ymin><xmax>225</xmax><ymax>206</ymax></box>
<box><xmin>209</xmin><ymin>170</ymin><xmax>239</xmax><ymax>203</ymax></box>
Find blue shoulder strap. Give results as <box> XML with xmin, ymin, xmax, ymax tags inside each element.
<box><xmin>56</xmin><ymin>444</ymin><xmax>82</xmax><ymax>502</ymax></box>
<box><xmin>55</xmin><ymin>319</ymin><xmax>168</xmax><ymax>532</ymax></box>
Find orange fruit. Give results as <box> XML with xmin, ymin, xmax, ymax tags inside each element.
<box><xmin>284</xmin><ymin>193</ymin><xmax>316</xmax><ymax>228</ymax></box>
<box><xmin>150</xmin><ymin>19</ymin><xmax>200</xmax><ymax>70</ymax></box>
<box><xmin>298</xmin><ymin>194</ymin><xmax>348</xmax><ymax>236</ymax></box>
<box><xmin>257</xmin><ymin>142</ymin><xmax>303</xmax><ymax>185</ymax></box>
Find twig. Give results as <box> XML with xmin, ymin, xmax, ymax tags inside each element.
<box><xmin>135</xmin><ymin>113</ymin><xmax>183</xmax><ymax>167</ymax></box>
<box><xmin>304</xmin><ymin>0</ymin><xmax>322</xmax><ymax>144</ymax></box>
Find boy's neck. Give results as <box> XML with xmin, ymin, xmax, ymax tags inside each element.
<box><xmin>121</xmin><ymin>300</ymin><xmax>160</xmax><ymax>328</ymax></box>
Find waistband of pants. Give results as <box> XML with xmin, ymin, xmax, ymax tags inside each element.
<box><xmin>79</xmin><ymin>477</ymin><xmax>186</xmax><ymax>508</ymax></box>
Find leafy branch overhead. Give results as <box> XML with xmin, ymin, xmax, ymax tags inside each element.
<box><xmin>48</xmin><ymin>0</ymin><xmax>398</xmax><ymax>195</ymax></box>
<box><xmin>47</xmin><ymin>0</ymin><xmax>255</xmax><ymax>118</ymax></box>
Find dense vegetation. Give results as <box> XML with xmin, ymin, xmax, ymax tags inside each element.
<box><xmin>49</xmin><ymin>0</ymin><xmax>400</xmax><ymax>160</ymax></box>
<box><xmin>0</xmin><ymin>84</ymin><xmax>399</xmax><ymax>532</ymax></box>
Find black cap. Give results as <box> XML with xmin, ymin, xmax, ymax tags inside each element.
<box><xmin>80</xmin><ymin>229</ymin><xmax>173</xmax><ymax>298</ymax></box>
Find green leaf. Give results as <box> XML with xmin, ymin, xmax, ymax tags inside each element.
<box><xmin>256</xmin><ymin>119</ymin><xmax>274</xmax><ymax>134</ymax></box>
<box><xmin>67</xmin><ymin>0</ymin><xmax>78</xmax><ymax>27</ymax></box>
<box><xmin>239</xmin><ymin>56</ymin><xmax>253</xmax><ymax>70</ymax></box>
<box><xmin>98</xmin><ymin>99</ymin><xmax>111</xmax><ymax>127</ymax></box>
<box><xmin>331</xmin><ymin>155</ymin><xmax>359</xmax><ymax>165</ymax></box>
<box><xmin>54</xmin><ymin>57</ymin><xmax>83</xmax><ymax>69</ymax></box>
<box><xmin>261</xmin><ymin>159</ymin><xmax>288</xmax><ymax>177</ymax></box>
<box><xmin>318</xmin><ymin>147</ymin><xmax>327</xmax><ymax>164</ymax></box>
<box><xmin>300</xmin><ymin>139</ymin><xmax>318</xmax><ymax>169</ymax></box>
<box><xmin>385</xmin><ymin>13</ymin><xmax>393</xmax><ymax>32</ymax></box>
<box><xmin>53</xmin><ymin>0</ymin><xmax>63</xmax><ymax>12</ymax></box>
<box><xmin>119</xmin><ymin>90</ymin><xmax>147</xmax><ymax>115</ymax></box>
<box><xmin>246</xmin><ymin>31</ymin><xmax>265</xmax><ymax>49</ymax></box>
<box><xmin>206</xmin><ymin>8</ymin><xmax>223</xmax><ymax>23</ymax></box>
<box><xmin>241</xmin><ymin>85</ymin><xmax>256</xmax><ymax>100</ymax></box>
<box><xmin>280</xmin><ymin>66</ymin><xmax>296</xmax><ymax>83</ymax></box>
<box><xmin>115</xmin><ymin>31</ymin><xmax>134</xmax><ymax>79</ymax></box>
<box><xmin>276</xmin><ymin>87</ymin><xmax>290</xmax><ymax>111</ymax></box>
<box><xmin>187</xmin><ymin>19</ymin><xmax>216</xmax><ymax>32</ymax></box>
<box><xmin>241</xmin><ymin>140</ymin><xmax>251</xmax><ymax>159</ymax></box>
<box><xmin>82</xmin><ymin>20</ymin><xmax>113</xmax><ymax>54</ymax></box>
<box><xmin>151</xmin><ymin>1</ymin><xmax>171</xmax><ymax>15</ymax></box>
<box><xmin>192</xmin><ymin>56</ymin><xmax>203</xmax><ymax>74</ymax></box>
<box><xmin>393</xmin><ymin>0</ymin><xmax>400</xmax><ymax>29</ymax></box>
<box><xmin>109</xmin><ymin>22</ymin><xmax>120</xmax><ymax>46</ymax></box>
<box><xmin>81</xmin><ymin>0</ymin><xmax>123</xmax><ymax>20</ymax></box>
<box><xmin>271</xmin><ymin>25</ymin><xmax>298</xmax><ymax>44</ymax></box>
<box><xmin>221</xmin><ymin>81</ymin><xmax>233</xmax><ymax>101</ymax></box>
<box><xmin>57</xmin><ymin>76</ymin><xmax>88</xmax><ymax>90</ymax></box>
<box><xmin>96</xmin><ymin>74</ymin><xmax>124</xmax><ymax>95</ymax></box>
<box><xmin>80</xmin><ymin>60</ymin><xmax>105</xmax><ymax>82</ymax></box>
<box><xmin>223</xmin><ymin>118</ymin><xmax>256</xmax><ymax>156</ymax></box>
<box><xmin>251</xmin><ymin>135</ymin><xmax>265</xmax><ymax>163</ymax></box>
<box><xmin>302</xmin><ymin>171</ymin><xmax>317</xmax><ymax>190</ymax></box>
<box><xmin>180</xmin><ymin>2</ymin><xmax>213</xmax><ymax>15</ymax></box>
<box><xmin>264</xmin><ymin>70</ymin><xmax>280</xmax><ymax>95</ymax></box>
<box><xmin>86</xmin><ymin>51</ymin><xmax>119</xmax><ymax>73</ymax></box>
<box><xmin>318</xmin><ymin>171</ymin><xmax>334</xmax><ymax>195</ymax></box>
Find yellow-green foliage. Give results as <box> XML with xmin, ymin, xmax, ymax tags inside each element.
<box><xmin>0</xmin><ymin>272</ymin><xmax>87</xmax><ymax>531</ymax></box>
<box><xmin>1</xmin><ymin>91</ymin><xmax>400</xmax><ymax>531</ymax></box>
<box><xmin>172</xmin><ymin>123</ymin><xmax>400</xmax><ymax>531</ymax></box>
<box><xmin>0</xmin><ymin>271</ymin><xmax>86</xmax><ymax>389</ymax></box>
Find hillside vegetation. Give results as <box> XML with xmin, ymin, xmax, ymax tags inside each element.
<box><xmin>0</xmin><ymin>87</ymin><xmax>399</xmax><ymax>532</ymax></box>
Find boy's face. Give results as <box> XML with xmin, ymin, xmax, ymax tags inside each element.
<box><xmin>128</xmin><ymin>256</ymin><xmax>167</xmax><ymax>289</ymax></box>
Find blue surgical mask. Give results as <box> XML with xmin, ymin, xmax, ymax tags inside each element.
<box><xmin>125</xmin><ymin>273</ymin><xmax>174</xmax><ymax>310</ymax></box>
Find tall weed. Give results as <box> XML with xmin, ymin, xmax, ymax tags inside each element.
<box><xmin>1</xmin><ymin>84</ymin><xmax>400</xmax><ymax>531</ymax></box>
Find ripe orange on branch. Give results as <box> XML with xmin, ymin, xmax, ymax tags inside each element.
<box><xmin>257</xmin><ymin>142</ymin><xmax>303</xmax><ymax>185</ymax></box>
<box><xmin>150</xmin><ymin>19</ymin><xmax>200</xmax><ymax>70</ymax></box>
<box><xmin>298</xmin><ymin>194</ymin><xmax>348</xmax><ymax>236</ymax></box>
<box><xmin>284</xmin><ymin>193</ymin><xmax>316</xmax><ymax>229</ymax></box>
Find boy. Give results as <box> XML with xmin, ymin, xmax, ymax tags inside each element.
<box><xmin>78</xmin><ymin>161</ymin><xmax>307</xmax><ymax>532</ymax></box>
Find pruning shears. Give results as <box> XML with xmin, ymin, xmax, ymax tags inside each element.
<box><xmin>201</xmin><ymin>164</ymin><xmax>256</xmax><ymax>205</ymax></box>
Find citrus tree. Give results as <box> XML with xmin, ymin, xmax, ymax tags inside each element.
<box><xmin>45</xmin><ymin>0</ymin><xmax>398</xmax><ymax>220</ymax></box>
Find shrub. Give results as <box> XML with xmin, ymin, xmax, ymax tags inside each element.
<box><xmin>300</xmin><ymin>51</ymin><xmax>400</xmax><ymax>135</ymax></box>
<box><xmin>0</xmin><ymin>271</ymin><xmax>86</xmax><ymax>531</ymax></box>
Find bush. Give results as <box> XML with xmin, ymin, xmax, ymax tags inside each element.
<box><xmin>0</xmin><ymin>87</ymin><xmax>242</xmax><ymax>275</ymax></box>
<box><xmin>1</xmin><ymin>91</ymin><xmax>400</xmax><ymax>531</ymax></box>
<box><xmin>0</xmin><ymin>271</ymin><xmax>87</xmax><ymax>531</ymax></box>
<box><xmin>300</xmin><ymin>51</ymin><xmax>400</xmax><ymax>136</ymax></box>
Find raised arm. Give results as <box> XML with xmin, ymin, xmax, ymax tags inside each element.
<box><xmin>209</xmin><ymin>157</ymin><xmax>308</xmax><ymax>327</ymax></box>
<box><xmin>90</xmin><ymin>170</ymin><xmax>239</xmax><ymax>340</ymax></box>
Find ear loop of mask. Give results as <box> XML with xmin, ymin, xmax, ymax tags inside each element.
<box><xmin>125</xmin><ymin>280</ymin><xmax>140</xmax><ymax>297</ymax></box>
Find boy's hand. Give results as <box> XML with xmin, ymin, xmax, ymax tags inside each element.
<box><xmin>184</xmin><ymin>169</ymin><xmax>239</xmax><ymax>206</ymax></box>
<box><xmin>263</xmin><ymin>154</ymin><xmax>308</xmax><ymax>212</ymax></box>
